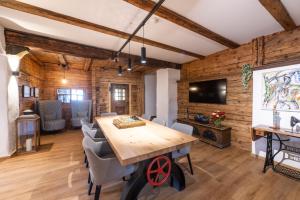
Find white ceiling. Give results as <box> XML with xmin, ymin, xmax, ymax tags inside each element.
<box><xmin>0</xmin><ymin>0</ymin><xmax>299</xmax><ymax>64</ymax></box>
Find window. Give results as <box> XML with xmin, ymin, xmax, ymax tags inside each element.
<box><xmin>57</xmin><ymin>88</ymin><xmax>84</xmax><ymax>103</ymax></box>
<box><xmin>114</xmin><ymin>88</ymin><xmax>125</xmax><ymax>101</ymax></box>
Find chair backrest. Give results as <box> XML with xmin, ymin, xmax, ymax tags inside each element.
<box><xmin>71</xmin><ymin>100</ymin><xmax>92</xmax><ymax>121</ymax></box>
<box><xmin>82</xmin><ymin>124</ymin><xmax>97</xmax><ymax>138</ymax></box>
<box><xmin>171</xmin><ymin>122</ymin><xmax>193</xmax><ymax>154</ymax></box>
<box><xmin>171</xmin><ymin>122</ymin><xmax>193</xmax><ymax>136</ymax></box>
<box><xmin>100</xmin><ymin>112</ymin><xmax>117</xmax><ymax>117</ymax></box>
<box><xmin>38</xmin><ymin>100</ymin><xmax>63</xmax><ymax>128</ymax></box>
<box><xmin>141</xmin><ymin>114</ymin><xmax>151</xmax><ymax>120</ymax></box>
<box><xmin>82</xmin><ymin>137</ymin><xmax>124</xmax><ymax>185</ymax></box>
<box><xmin>152</xmin><ymin>117</ymin><xmax>166</xmax><ymax>126</ymax></box>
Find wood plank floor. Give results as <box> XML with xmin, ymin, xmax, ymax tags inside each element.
<box><xmin>0</xmin><ymin>130</ymin><xmax>299</xmax><ymax>200</ymax></box>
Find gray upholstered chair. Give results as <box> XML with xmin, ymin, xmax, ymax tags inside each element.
<box><xmin>171</xmin><ymin>122</ymin><xmax>194</xmax><ymax>174</ymax></box>
<box><xmin>38</xmin><ymin>100</ymin><xmax>66</xmax><ymax>131</ymax></box>
<box><xmin>71</xmin><ymin>100</ymin><xmax>92</xmax><ymax>128</ymax></box>
<box><xmin>141</xmin><ymin>114</ymin><xmax>151</xmax><ymax>120</ymax></box>
<box><xmin>152</xmin><ymin>117</ymin><xmax>166</xmax><ymax>126</ymax></box>
<box><xmin>82</xmin><ymin>137</ymin><xmax>136</xmax><ymax>199</ymax></box>
<box><xmin>100</xmin><ymin>112</ymin><xmax>117</xmax><ymax>117</ymax></box>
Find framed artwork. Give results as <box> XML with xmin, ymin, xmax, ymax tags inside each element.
<box><xmin>34</xmin><ymin>87</ymin><xmax>39</xmax><ymax>98</ymax></box>
<box><xmin>22</xmin><ymin>85</ymin><xmax>30</xmax><ymax>98</ymax></box>
<box><xmin>262</xmin><ymin>69</ymin><xmax>300</xmax><ymax>111</ymax></box>
<box><xmin>30</xmin><ymin>87</ymin><xmax>34</xmax><ymax>97</ymax></box>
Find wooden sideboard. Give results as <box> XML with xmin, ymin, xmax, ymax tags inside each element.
<box><xmin>177</xmin><ymin>118</ymin><xmax>231</xmax><ymax>148</ymax></box>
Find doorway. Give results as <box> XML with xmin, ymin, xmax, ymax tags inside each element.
<box><xmin>110</xmin><ymin>84</ymin><xmax>129</xmax><ymax>115</ymax></box>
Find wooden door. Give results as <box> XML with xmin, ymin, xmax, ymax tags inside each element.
<box><xmin>110</xmin><ymin>84</ymin><xmax>129</xmax><ymax>115</ymax></box>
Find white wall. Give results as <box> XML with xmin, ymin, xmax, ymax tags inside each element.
<box><xmin>252</xmin><ymin>64</ymin><xmax>300</xmax><ymax>169</ymax></box>
<box><xmin>156</xmin><ymin>68</ymin><xmax>180</xmax><ymax>127</ymax></box>
<box><xmin>0</xmin><ymin>25</ymin><xmax>18</xmax><ymax>157</ymax></box>
<box><xmin>144</xmin><ymin>73</ymin><xmax>156</xmax><ymax>118</ymax></box>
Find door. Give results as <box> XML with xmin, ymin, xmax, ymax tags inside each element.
<box><xmin>110</xmin><ymin>84</ymin><xmax>129</xmax><ymax>115</ymax></box>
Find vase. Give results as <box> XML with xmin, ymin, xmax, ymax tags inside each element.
<box><xmin>213</xmin><ymin>119</ymin><xmax>222</xmax><ymax>127</ymax></box>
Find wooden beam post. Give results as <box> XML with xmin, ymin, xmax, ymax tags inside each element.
<box><xmin>259</xmin><ymin>0</ymin><xmax>296</xmax><ymax>31</ymax></box>
<box><xmin>4</xmin><ymin>29</ymin><xmax>181</xmax><ymax>69</ymax></box>
<box><xmin>123</xmin><ymin>0</ymin><xmax>239</xmax><ymax>49</ymax></box>
<box><xmin>0</xmin><ymin>0</ymin><xmax>203</xmax><ymax>58</ymax></box>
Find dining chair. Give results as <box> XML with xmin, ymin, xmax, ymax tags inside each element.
<box><xmin>141</xmin><ymin>114</ymin><xmax>151</xmax><ymax>120</ymax></box>
<box><xmin>152</xmin><ymin>117</ymin><xmax>166</xmax><ymax>126</ymax></box>
<box><xmin>82</xmin><ymin>137</ymin><xmax>136</xmax><ymax>199</ymax></box>
<box><xmin>82</xmin><ymin>124</ymin><xmax>106</xmax><ymax>167</ymax></box>
<box><xmin>100</xmin><ymin>112</ymin><xmax>117</xmax><ymax>117</ymax></box>
<box><xmin>171</xmin><ymin>122</ymin><xmax>194</xmax><ymax>175</ymax></box>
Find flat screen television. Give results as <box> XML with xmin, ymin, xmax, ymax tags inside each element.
<box><xmin>189</xmin><ymin>79</ymin><xmax>227</xmax><ymax>104</ymax></box>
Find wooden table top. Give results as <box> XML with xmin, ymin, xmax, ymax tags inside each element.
<box><xmin>96</xmin><ymin>116</ymin><xmax>198</xmax><ymax>166</ymax></box>
<box><xmin>253</xmin><ymin>124</ymin><xmax>300</xmax><ymax>138</ymax></box>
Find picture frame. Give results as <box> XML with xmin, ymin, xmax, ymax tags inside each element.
<box><xmin>22</xmin><ymin>85</ymin><xmax>30</xmax><ymax>98</ymax></box>
<box><xmin>34</xmin><ymin>87</ymin><xmax>39</xmax><ymax>98</ymax></box>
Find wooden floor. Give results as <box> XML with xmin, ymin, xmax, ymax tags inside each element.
<box><xmin>0</xmin><ymin>130</ymin><xmax>299</xmax><ymax>200</ymax></box>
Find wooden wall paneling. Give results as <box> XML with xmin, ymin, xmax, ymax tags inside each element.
<box><xmin>179</xmin><ymin>43</ymin><xmax>253</xmax><ymax>150</ymax></box>
<box><xmin>181</xmin><ymin>27</ymin><xmax>300</xmax><ymax>150</ymax></box>
<box><xmin>18</xmin><ymin>54</ymin><xmax>45</xmax><ymax>113</ymax></box>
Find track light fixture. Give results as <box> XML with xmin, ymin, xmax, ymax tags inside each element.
<box><xmin>141</xmin><ymin>25</ymin><xmax>147</xmax><ymax>64</ymax></box>
<box><xmin>128</xmin><ymin>42</ymin><xmax>132</xmax><ymax>71</ymax></box>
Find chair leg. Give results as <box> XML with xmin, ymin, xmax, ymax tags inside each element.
<box><xmin>88</xmin><ymin>181</ymin><xmax>93</xmax><ymax>195</ymax></box>
<box><xmin>88</xmin><ymin>172</ymin><xmax>91</xmax><ymax>184</ymax></box>
<box><xmin>84</xmin><ymin>154</ymin><xmax>87</xmax><ymax>164</ymax></box>
<box><xmin>187</xmin><ymin>153</ymin><xmax>194</xmax><ymax>175</ymax></box>
<box><xmin>94</xmin><ymin>185</ymin><xmax>101</xmax><ymax>200</ymax></box>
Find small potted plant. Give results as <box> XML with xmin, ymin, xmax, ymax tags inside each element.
<box><xmin>211</xmin><ymin>111</ymin><xmax>226</xmax><ymax>127</ymax></box>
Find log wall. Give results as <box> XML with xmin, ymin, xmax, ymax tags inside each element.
<box><xmin>179</xmin><ymin>27</ymin><xmax>300</xmax><ymax>150</ymax></box>
<box><xmin>91</xmin><ymin>61</ymin><xmax>144</xmax><ymax>117</ymax></box>
<box><xmin>18</xmin><ymin>54</ymin><xmax>45</xmax><ymax>114</ymax></box>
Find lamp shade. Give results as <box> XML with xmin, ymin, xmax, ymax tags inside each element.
<box><xmin>7</xmin><ymin>54</ymin><xmax>20</xmax><ymax>71</ymax></box>
<box><xmin>141</xmin><ymin>47</ymin><xmax>146</xmax><ymax>64</ymax></box>
<box><xmin>118</xmin><ymin>66</ymin><xmax>123</xmax><ymax>76</ymax></box>
<box><xmin>127</xmin><ymin>57</ymin><xmax>132</xmax><ymax>71</ymax></box>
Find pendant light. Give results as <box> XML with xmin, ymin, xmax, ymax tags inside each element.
<box><xmin>128</xmin><ymin>42</ymin><xmax>132</xmax><ymax>71</ymax></box>
<box><xmin>62</xmin><ymin>65</ymin><xmax>68</xmax><ymax>84</ymax></box>
<box><xmin>141</xmin><ymin>25</ymin><xmax>147</xmax><ymax>64</ymax></box>
<box><xmin>118</xmin><ymin>66</ymin><xmax>123</xmax><ymax>76</ymax></box>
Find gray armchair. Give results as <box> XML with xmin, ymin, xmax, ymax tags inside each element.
<box><xmin>38</xmin><ymin>100</ymin><xmax>65</xmax><ymax>131</ymax></box>
<box><xmin>171</xmin><ymin>122</ymin><xmax>194</xmax><ymax>174</ymax></box>
<box><xmin>82</xmin><ymin>137</ymin><xmax>136</xmax><ymax>199</ymax></box>
<box><xmin>71</xmin><ymin>100</ymin><xmax>92</xmax><ymax>128</ymax></box>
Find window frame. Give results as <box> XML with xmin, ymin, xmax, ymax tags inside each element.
<box><xmin>57</xmin><ymin>88</ymin><xmax>85</xmax><ymax>103</ymax></box>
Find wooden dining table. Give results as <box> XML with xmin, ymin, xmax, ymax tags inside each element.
<box><xmin>96</xmin><ymin>115</ymin><xmax>198</xmax><ymax>200</ymax></box>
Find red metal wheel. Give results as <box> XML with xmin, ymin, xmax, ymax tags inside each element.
<box><xmin>146</xmin><ymin>155</ymin><xmax>171</xmax><ymax>187</ymax></box>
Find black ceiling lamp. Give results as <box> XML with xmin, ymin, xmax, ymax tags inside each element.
<box><xmin>141</xmin><ymin>25</ymin><xmax>147</xmax><ymax>64</ymax></box>
<box><xmin>128</xmin><ymin>42</ymin><xmax>132</xmax><ymax>71</ymax></box>
<box><xmin>118</xmin><ymin>66</ymin><xmax>123</xmax><ymax>76</ymax></box>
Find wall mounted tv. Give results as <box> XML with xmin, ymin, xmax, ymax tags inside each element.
<box><xmin>189</xmin><ymin>79</ymin><xmax>227</xmax><ymax>104</ymax></box>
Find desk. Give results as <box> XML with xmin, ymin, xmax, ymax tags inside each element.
<box><xmin>253</xmin><ymin>125</ymin><xmax>300</xmax><ymax>180</ymax></box>
<box><xmin>96</xmin><ymin>116</ymin><xmax>198</xmax><ymax>200</ymax></box>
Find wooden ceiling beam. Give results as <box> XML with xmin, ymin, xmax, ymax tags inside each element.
<box><xmin>0</xmin><ymin>0</ymin><xmax>203</xmax><ymax>59</ymax></box>
<box><xmin>84</xmin><ymin>58</ymin><xmax>93</xmax><ymax>71</ymax></box>
<box><xmin>123</xmin><ymin>0</ymin><xmax>239</xmax><ymax>49</ymax></box>
<box><xmin>259</xmin><ymin>0</ymin><xmax>296</xmax><ymax>31</ymax></box>
<box><xmin>4</xmin><ymin>29</ymin><xmax>181</xmax><ymax>69</ymax></box>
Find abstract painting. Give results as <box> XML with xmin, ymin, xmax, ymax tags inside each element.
<box><xmin>262</xmin><ymin>69</ymin><xmax>300</xmax><ymax>111</ymax></box>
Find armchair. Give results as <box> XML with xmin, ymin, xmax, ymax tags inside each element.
<box><xmin>38</xmin><ymin>100</ymin><xmax>65</xmax><ymax>131</ymax></box>
<box><xmin>71</xmin><ymin>100</ymin><xmax>92</xmax><ymax>128</ymax></box>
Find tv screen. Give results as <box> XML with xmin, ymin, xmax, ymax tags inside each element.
<box><xmin>189</xmin><ymin>79</ymin><xmax>227</xmax><ymax>104</ymax></box>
